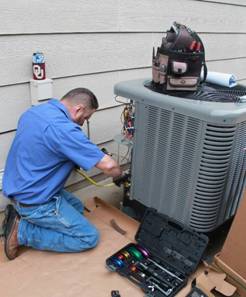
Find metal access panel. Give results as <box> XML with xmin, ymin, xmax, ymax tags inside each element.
<box><xmin>114</xmin><ymin>79</ymin><xmax>246</xmax><ymax>232</ymax></box>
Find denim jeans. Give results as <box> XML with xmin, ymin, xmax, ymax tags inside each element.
<box><xmin>14</xmin><ymin>189</ymin><xmax>99</xmax><ymax>252</ymax></box>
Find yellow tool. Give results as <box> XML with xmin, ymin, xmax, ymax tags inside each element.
<box><xmin>75</xmin><ymin>168</ymin><xmax>115</xmax><ymax>188</ymax></box>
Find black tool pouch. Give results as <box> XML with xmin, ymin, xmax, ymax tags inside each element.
<box><xmin>152</xmin><ymin>22</ymin><xmax>207</xmax><ymax>92</ymax></box>
<box><xmin>166</xmin><ymin>50</ymin><xmax>205</xmax><ymax>91</ymax></box>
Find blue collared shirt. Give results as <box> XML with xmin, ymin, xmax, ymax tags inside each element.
<box><xmin>3</xmin><ymin>99</ymin><xmax>104</xmax><ymax>204</ymax></box>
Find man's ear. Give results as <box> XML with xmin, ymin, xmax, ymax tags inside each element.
<box><xmin>76</xmin><ymin>103</ymin><xmax>86</xmax><ymax>113</ymax></box>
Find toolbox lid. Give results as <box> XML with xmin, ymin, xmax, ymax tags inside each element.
<box><xmin>135</xmin><ymin>208</ymin><xmax>209</xmax><ymax>276</ymax></box>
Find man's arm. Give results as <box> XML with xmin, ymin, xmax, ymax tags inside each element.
<box><xmin>95</xmin><ymin>154</ymin><xmax>122</xmax><ymax>178</ymax></box>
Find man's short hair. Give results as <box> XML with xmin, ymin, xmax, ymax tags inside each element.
<box><xmin>61</xmin><ymin>88</ymin><xmax>99</xmax><ymax>109</ymax></box>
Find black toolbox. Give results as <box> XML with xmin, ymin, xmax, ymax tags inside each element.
<box><xmin>106</xmin><ymin>208</ymin><xmax>209</xmax><ymax>297</ymax></box>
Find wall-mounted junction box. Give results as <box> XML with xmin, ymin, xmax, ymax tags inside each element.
<box><xmin>30</xmin><ymin>78</ymin><xmax>53</xmax><ymax>105</ymax></box>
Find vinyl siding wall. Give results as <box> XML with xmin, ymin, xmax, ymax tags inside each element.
<box><xmin>0</xmin><ymin>0</ymin><xmax>245</xmax><ymax>203</ymax></box>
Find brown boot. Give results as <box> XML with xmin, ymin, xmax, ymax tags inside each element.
<box><xmin>4</xmin><ymin>209</ymin><xmax>20</xmax><ymax>260</ymax></box>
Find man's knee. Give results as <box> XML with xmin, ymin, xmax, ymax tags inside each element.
<box><xmin>84</xmin><ymin>227</ymin><xmax>100</xmax><ymax>249</ymax></box>
<box><xmin>76</xmin><ymin>226</ymin><xmax>99</xmax><ymax>251</ymax></box>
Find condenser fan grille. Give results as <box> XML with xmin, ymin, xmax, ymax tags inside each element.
<box><xmin>145</xmin><ymin>82</ymin><xmax>246</xmax><ymax>103</ymax></box>
<box><xmin>190</xmin><ymin>124</ymin><xmax>236</xmax><ymax>230</ymax></box>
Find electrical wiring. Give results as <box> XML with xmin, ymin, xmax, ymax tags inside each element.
<box><xmin>75</xmin><ymin>168</ymin><xmax>115</xmax><ymax>187</ymax></box>
<box><xmin>121</xmin><ymin>104</ymin><xmax>135</xmax><ymax>140</ymax></box>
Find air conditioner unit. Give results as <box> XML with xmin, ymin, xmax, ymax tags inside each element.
<box><xmin>114</xmin><ymin>79</ymin><xmax>246</xmax><ymax>232</ymax></box>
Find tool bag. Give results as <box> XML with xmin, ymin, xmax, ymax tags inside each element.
<box><xmin>106</xmin><ymin>208</ymin><xmax>208</xmax><ymax>297</ymax></box>
<box><xmin>152</xmin><ymin>22</ymin><xmax>207</xmax><ymax>91</ymax></box>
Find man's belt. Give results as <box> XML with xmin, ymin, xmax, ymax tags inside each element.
<box><xmin>13</xmin><ymin>200</ymin><xmax>49</xmax><ymax>208</ymax></box>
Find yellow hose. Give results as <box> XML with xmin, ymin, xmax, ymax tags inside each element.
<box><xmin>75</xmin><ymin>168</ymin><xmax>115</xmax><ymax>187</ymax></box>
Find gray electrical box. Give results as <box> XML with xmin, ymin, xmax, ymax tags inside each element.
<box><xmin>114</xmin><ymin>79</ymin><xmax>246</xmax><ymax>232</ymax></box>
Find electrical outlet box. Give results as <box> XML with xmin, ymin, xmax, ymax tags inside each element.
<box><xmin>30</xmin><ymin>78</ymin><xmax>53</xmax><ymax>105</ymax></box>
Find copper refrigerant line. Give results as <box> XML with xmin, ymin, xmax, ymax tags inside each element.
<box><xmin>108</xmin><ymin>244</ymin><xmax>185</xmax><ymax>296</ymax></box>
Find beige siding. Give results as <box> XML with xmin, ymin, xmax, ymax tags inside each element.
<box><xmin>0</xmin><ymin>33</ymin><xmax>245</xmax><ymax>87</ymax></box>
<box><xmin>207</xmin><ymin>59</ymin><xmax>246</xmax><ymax>80</ymax></box>
<box><xmin>198</xmin><ymin>0</ymin><xmax>246</xmax><ymax>6</ymax></box>
<box><xmin>0</xmin><ymin>33</ymin><xmax>157</xmax><ymax>86</ymax></box>
<box><xmin>0</xmin><ymin>0</ymin><xmax>245</xmax><ymax>33</ymax></box>
<box><xmin>0</xmin><ymin>0</ymin><xmax>245</xmax><ymax>189</ymax></box>
<box><xmin>0</xmin><ymin>68</ymin><xmax>150</xmax><ymax>133</ymax></box>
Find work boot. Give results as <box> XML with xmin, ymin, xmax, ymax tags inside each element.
<box><xmin>3</xmin><ymin>205</ymin><xmax>20</xmax><ymax>260</ymax></box>
<box><xmin>2</xmin><ymin>205</ymin><xmax>15</xmax><ymax>235</ymax></box>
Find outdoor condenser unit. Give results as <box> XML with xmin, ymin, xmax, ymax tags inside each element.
<box><xmin>114</xmin><ymin>79</ymin><xmax>246</xmax><ymax>232</ymax></box>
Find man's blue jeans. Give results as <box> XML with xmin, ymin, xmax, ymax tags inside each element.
<box><xmin>14</xmin><ymin>190</ymin><xmax>99</xmax><ymax>252</ymax></box>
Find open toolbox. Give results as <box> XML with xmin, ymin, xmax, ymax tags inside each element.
<box><xmin>106</xmin><ymin>208</ymin><xmax>209</xmax><ymax>297</ymax></box>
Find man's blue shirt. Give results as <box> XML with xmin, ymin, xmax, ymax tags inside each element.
<box><xmin>3</xmin><ymin>99</ymin><xmax>104</xmax><ymax>204</ymax></box>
